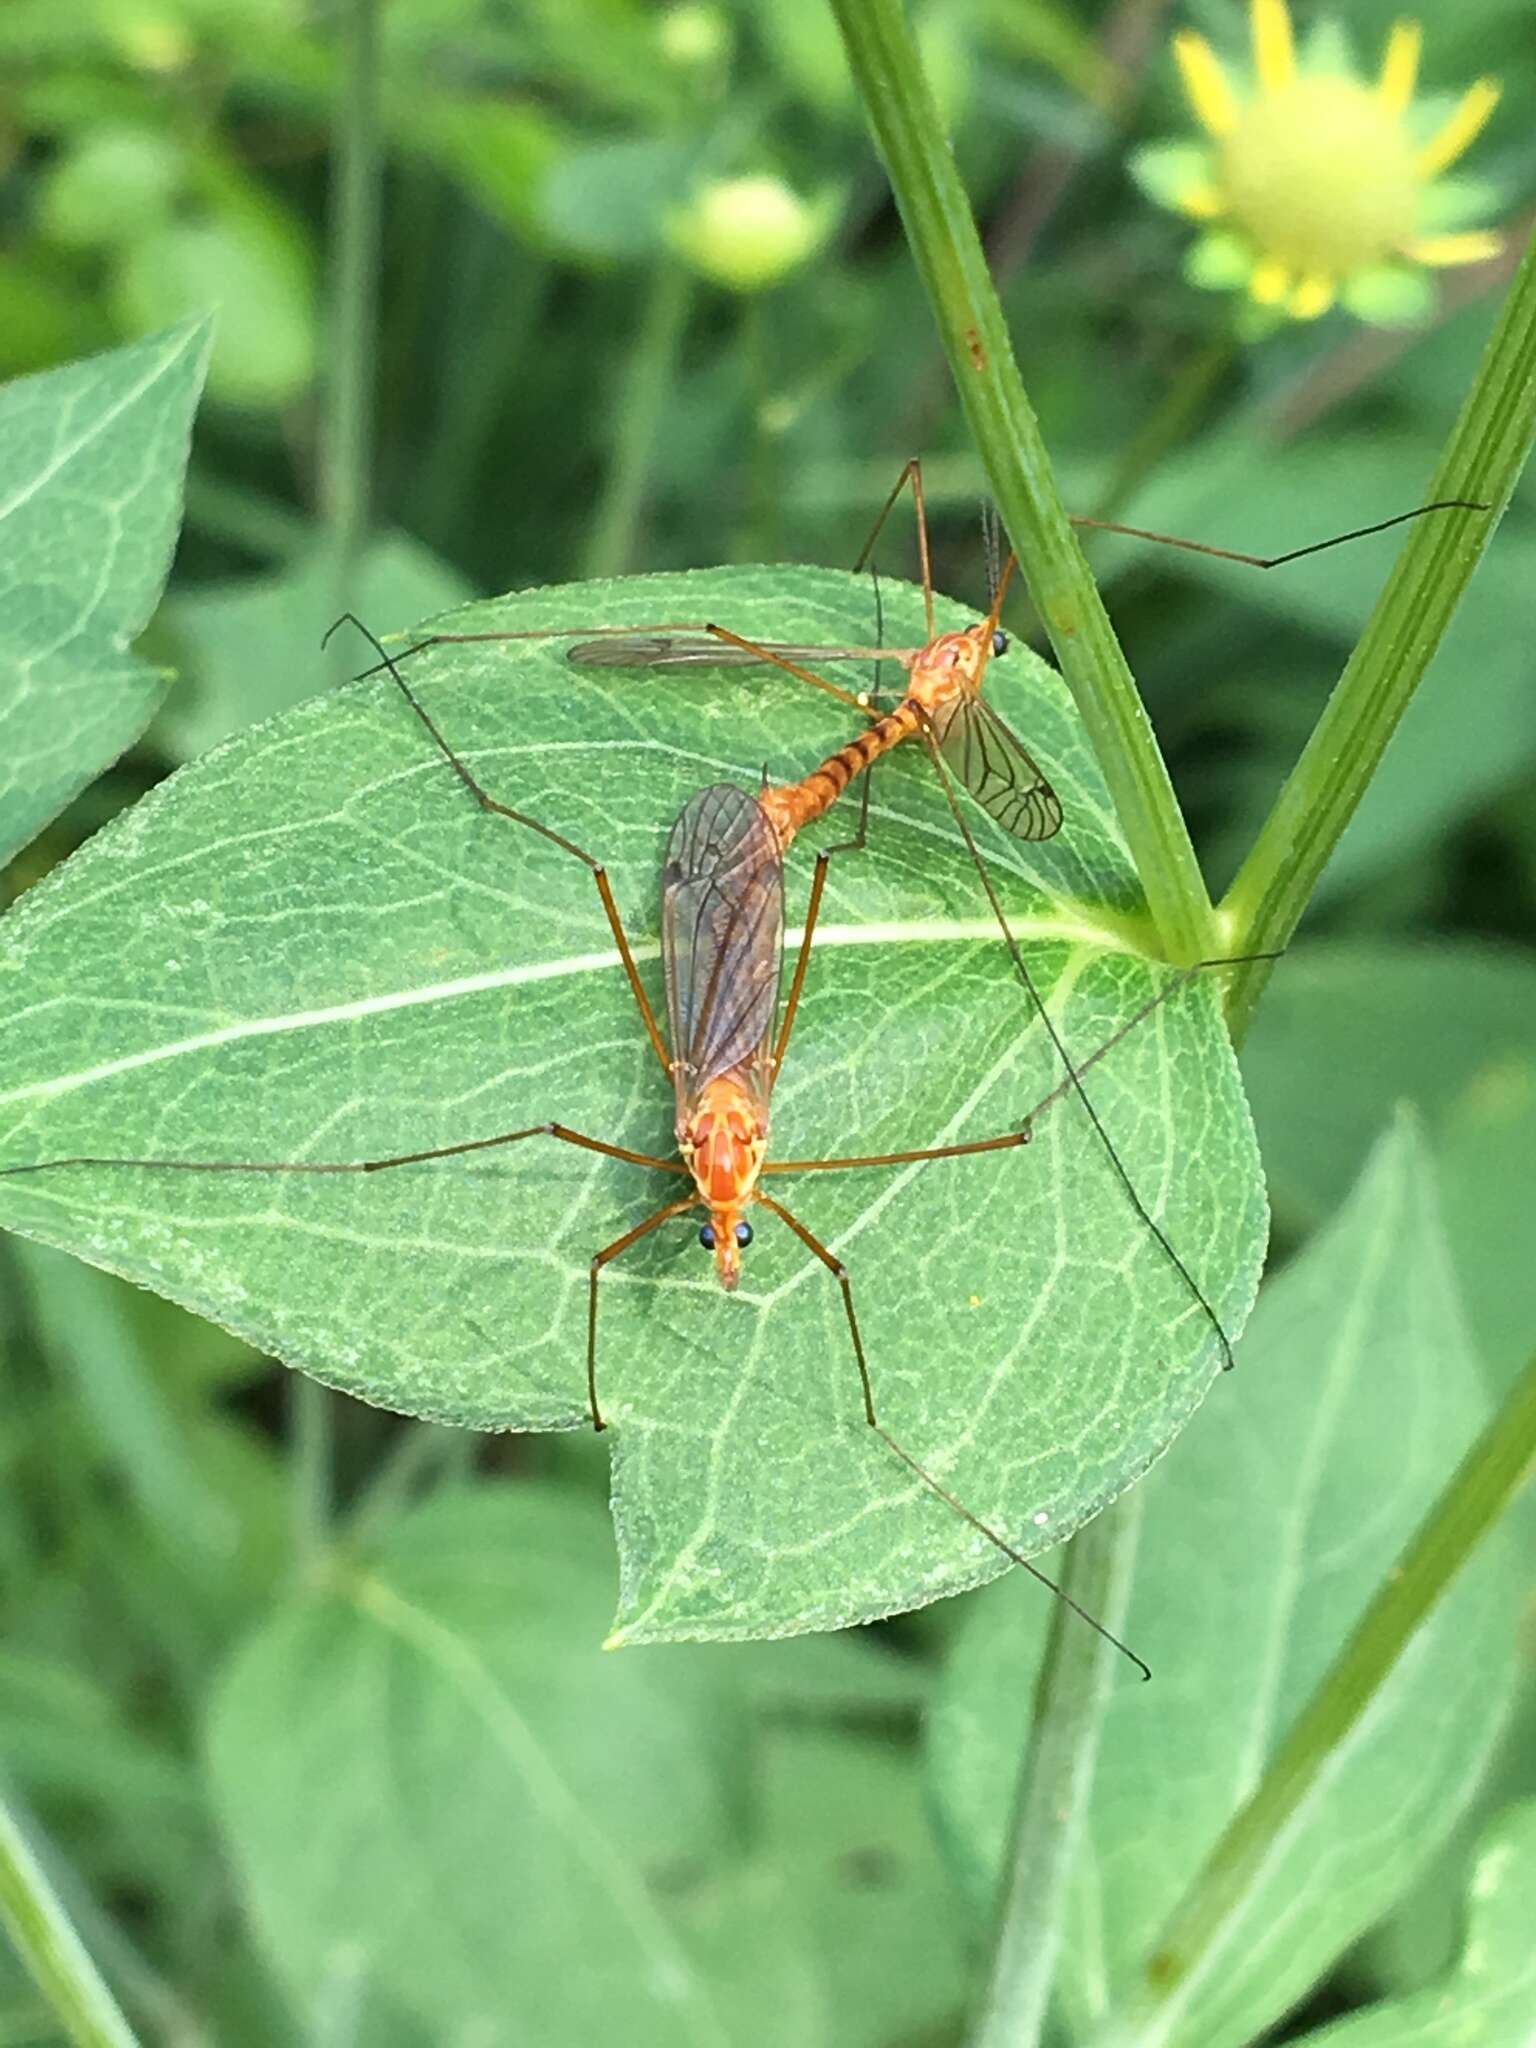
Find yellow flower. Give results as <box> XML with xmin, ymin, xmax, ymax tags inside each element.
<box><xmin>1132</xmin><ymin>2</ymin><xmax>1504</xmax><ymax>327</ymax></box>
<box><xmin>665</xmin><ymin>176</ymin><xmax>837</xmax><ymax>294</ymax></box>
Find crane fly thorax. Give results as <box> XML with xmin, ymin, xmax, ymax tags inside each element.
<box><xmin>676</xmin><ymin>1073</ymin><xmax>767</xmax><ymax>1291</ymax></box>
<box><xmin>906</xmin><ymin>624</ymin><xmax>991</xmax><ymax>720</ymax></box>
<box><xmin>678</xmin><ymin>1073</ymin><xmax>768</xmax><ymax>1209</ymax></box>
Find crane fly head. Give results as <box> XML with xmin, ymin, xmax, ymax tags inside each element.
<box><xmin>905</xmin><ymin>552</ymin><xmax>1016</xmax><ymax>717</ymax></box>
<box><xmin>678</xmin><ymin>1077</ymin><xmax>768</xmax><ymax>1292</ymax></box>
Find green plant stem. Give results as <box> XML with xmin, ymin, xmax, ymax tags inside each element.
<box><xmin>971</xmin><ymin>1492</ymin><xmax>1144</xmax><ymax>2048</ymax></box>
<box><xmin>828</xmin><ymin>0</ymin><xmax>1213</xmax><ymax>962</ymax></box>
<box><xmin>582</xmin><ymin>262</ymin><xmax>690</xmax><ymax>579</ymax></box>
<box><xmin>0</xmin><ymin>1784</ymin><xmax>137</xmax><ymax>2048</ymax></box>
<box><xmin>1221</xmin><ymin>223</ymin><xmax>1536</xmax><ymax>1037</ymax></box>
<box><xmin>1096</xmin><ymin>1339</ymin><xmax>1536</xmax><ymax>2048</ymax></box>
<box><xmin>319</xmin><ymin>0</ymin><xmax>381</xmax><ymax>600</ymax></box>
<box><xmin>301</xmin><ymin>0</ymin><xmax>383</xmax><ymax>1555</ymax></box>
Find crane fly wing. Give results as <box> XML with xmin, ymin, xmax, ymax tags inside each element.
<box><xmin>662</xmin><ymin>785</ymin><xmax>784</xmax><ymax>1115</ymax></box>
<box><xmin>928</xmin><ymin>692</ymin><xmax>1064</xmax><ymax>841</ymax></box>
<box><xmin>569</xmin><ymin>635</ymin><xmax>857</xmax><ymax>669</ymax></box>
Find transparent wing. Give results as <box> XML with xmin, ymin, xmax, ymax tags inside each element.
<box><xmin>569</xmin><ymin>635</ymin><xmax>867</xmax><ymax>670</ymax></box>
<box><xmin>929</xmin><ymin>692</ymin><xmax>1063</xmax><ymax>841</ymax></box>
<box><xmin>662</xmin><ymin>785</ymin><xmax>784</xmax><ymax>1109</ymax></box>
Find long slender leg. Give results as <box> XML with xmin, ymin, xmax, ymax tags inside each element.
<box><xmin>586</xmin><ymin>1194</ymin><xmax>698</xmax><ymax>1430</ymax></box>
<box><xmin>899</xmin><ymin>726</ymin><xmax>1254</xmax><ymax>1372</ymax></box>
<box><xmin>1</xmin><ymin>1122</ymin><xmax>684</xmax><ymax>1181</ymax></box>
<box><xmin>771</xmin><ymin>564</ymin><xmax>887</xmax><ymax>1078</ymax></box>
<box><xmin>761</xmin><ymin>953</ymin><xmax>1278</xmax><ymax>1174</ymax></box>
<box><xmin>754</xmin><ymin>1185</ymin><xmax>1148</xmax><ymax>1679</ymax></box>
<box><xmin>702</xmin><ymin>625</ymin><xmax>874</xmax><ymax>713</ymax></box>
<box><xmin>325</xmin><ymin>613</ymin><xmax>671</xmax><ymax>1079</ymax></box>
<box><xmin>1065</xmin><ymin>499</ymin><xmax>1486</xmax><ymax>570</ymax></box>
<box><xmin>852</xmin><ymin>458</ymin><xmax>934</xmax><ymax>639</ymax></box>
<box><xmin>771</xmin><ymin>761</ymin><xmax>873</xmax><ymax>1078</ymax></box>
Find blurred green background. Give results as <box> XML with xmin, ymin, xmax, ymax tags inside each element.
<box><xmin>2</xmin><ymin>0</ymin><xmax>1534</xmax><ymax>2042</ymax></box>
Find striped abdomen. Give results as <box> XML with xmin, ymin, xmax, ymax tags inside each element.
<box><xmin>758</xmin><ymin>700</ymin><xmax>922</xmax><ymax>847</ymax></box>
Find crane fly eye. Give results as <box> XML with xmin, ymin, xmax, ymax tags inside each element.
<box><xmin>992</xmin><ymin>628</ymin><xmax>1009</xmax><ymax>658</ymax></box>
<box><xmin>699</xmin><ymin>1224</ymin><xmax>716</xmax><ymax>1251</ymax></box>
<box><xmin>734</xmin><ymin>1221</ymin><xmax>753</xmax><ymax>1248</ymax></box>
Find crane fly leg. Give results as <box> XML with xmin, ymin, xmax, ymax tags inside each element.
<box><xmin>772</xmin><ymin>758</ymin><xmax>875</xmax><ymax>1079</ymax></box>
<box><xmin>853</xmin><ymin>458</ymin><xmax>934</xmax><ymax>640</ymax></box>
<box><xmin>753</xmin><ymin>1189</ymin><xmax>876</xmax><ymax>1426</ymax></box>
<box><xmin>587</xmin><ymin>1194</ymin><xmax>698</xmax><ymax>1431</ymax></box>
<box><xmin>325</xmin><ymin>613</ymin><xmax>671</xmax><ymax>1080</ymax></box>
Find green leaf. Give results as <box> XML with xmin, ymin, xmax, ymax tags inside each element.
<box><xmin>1299</xmin><ymin>1802</ymin><xmax>1536</xmax><ymax>2048</ymax></box>
<box><xmin>159</xmin><ymin>530</ymin><xmax>474</xmax><ymax>758</ymax></box>
<box><xmin>111</xmin><ymin>209</ymin><xmax>315</xmax><ymax>412</ymax></box>
<box><xmin>206</xmin><ymin>1482</ymin><xmax>952</xmax><ymax>2045</ymax></box>
<box><xmin>0</xmin><ymin>565</ymin><xmax>1266</xmax><ymax>1643</ymax></box>
<box><xmin>0</xmin><ymin>322</ymin><xmax>210</xmax><ymax>867</ymax></box>
<box><xmin>1241</xmin><ymin>940</ymin><xmax>1536</xmax><ymax>1225</ymax></box>
<box><xmin>930</xmin><ymin>1116</ymin><xmax>1523</xmax><ymax>2048</ymax></box>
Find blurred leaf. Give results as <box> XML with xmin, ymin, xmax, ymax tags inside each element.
<box><xmin>1438</xmin><ymin>1067</ymin><xmax>1536</xmax><ymax>1393</ymax></box>
<box><xmin>1356</xmin><ymin>1686</ymin><xmax>1536</xmax><ymax>2004</ymax></box>
<box><xmin>0</xmin><ymin>566</ymin><xmax>1266</xmax><ymax>1644</ymax></box>
<box><xmin>930</xmin><ymin>1116</ymin><xmax>1523</xmax><ymax>2048</ymax></box>
<box><xmin>1245</xmin><ymin>941</ymin><xmax>1536</xmax><ymax>1397</ymax></box>
<box><xmin>11</xmin><ymin>1240</ymin><xmax>243</xmax><ymax>1570</ymax></box>
<box><xmin>38</xmin><ymin>126</ymin><xmax>187</xmax><ymax>251</ymax></box>
<box><xmin>0</xmin><ymin>322</ymin><xmax>209</xmax><ymax>868</ymax></box>
<box><xmin>1241</xmin><ymin>940</ymin><xmax>1536</xmax><ymax>1227</ymax></box>
<box><xmin>409</xmin><ymin>96</ymin><xmax>565</xmax><ymax>244</ymax></box>
<box><xmin>208</xmin><ymin>1484</ymin><xmax>809</xmax><ymax>2044</ymax></box>
<box><xmin>1299</xmin><ymin>1801</ymin><xmax>1536</xmax><ymax>2048</ymax></box>
<box><xmin>160</xmin><ymin>531</ymin><xmax>474</xmax><ymax>758</ymax></box>
<box><xmin>540</xmin><ymin>138</ymin><xmax>705</xmax><ymax>262</ymax></box>
<box><xmin>112</xmin><ymin>208</ymin><xmax>315</xmax><ymax>411</ymax></box>
<box><xmin>759</xmin><ymin>1723</ymin><xmax>970</xmax><ymax>2047</ymax></box>
<box><xmin>1107</xmin><ymin>432</ymin><xmax>1536</xmax><ymax>898</ymax></box>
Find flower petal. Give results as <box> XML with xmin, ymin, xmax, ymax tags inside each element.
<box><xmin>1173</xmin><ymin>31</ymin><xmax>1239</xmax><ymax>139</ymax></box>
<box><xmin>1289</xmin><ymin>274</ymin><xmax>1335</xmax><ymax>319</ymax></box>
<box><xmin>1249</xmin><ymin>258</ymin><xmax>1291</xmax><ymax>306</ymax></box>
<box><xmin>1251</xmin><ymin>0</ymin><xmax>1295</xmax><ymax>94</ymax></box>
<box><xmin>1128</xmin><ymin>140</ymin><xmax>1218</xmax><ymax>213</ymax></box>
<box><xmin>1403</xmin><ymin>230</ymin><xmax>1503</xmax><ymax>267</ymax></box>
<box><xmin>1184</xmin><ymin>232</ymin><xmax>1253</xmax><ymax>291</ymax></box>
<box><xmin>1415</xmin><ymin>175</ymin><xmax>1504</xmax><ymax>232</ymax></box>
<box><xmin>1377</xmin><ymin>20</ymin><xmax>1421</xmax><ymax>114</ymax></box>
<box><xmin>1417</xmin><ymin>79</ymin><xmax>1500</xmax><ymax>179</ymax></box>
<box><xmin>1341</xmin><ymin>264</ymin><xmax>1435</xmax><ymax>327</ymax></box>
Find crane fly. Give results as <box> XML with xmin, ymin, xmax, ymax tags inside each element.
<box><xmin>367</xmin><ymin>463</ymin><xmax>1477</xmax><ymax>1376</ymax></box>
<box><xmin>0</xmin><ymin>620</ymin><xmax>1273</xmax><ymax>1678</ymax></box>
<box><xmin>393</xmin><ymin>457</ymin><xmax>1483</xmax><ymax>856</ymax></box>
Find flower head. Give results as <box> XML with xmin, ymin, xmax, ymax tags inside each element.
<box><xmin>665</xmin><ymin>176</ymin><xmax>836</xmax><ymax>294</ymax></box>
<box><xmin>1133</xmin><ymin>3</ymin><xmax>1504</xmax><ymax>326</ymax></box>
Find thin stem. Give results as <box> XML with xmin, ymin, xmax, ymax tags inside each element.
<box><xmin>290</xmin><ymin>1375</ymin><xmax>334</xmax><ymax>1575</ymax></box>
<box><xmin>302</xmin><ymin>0</ymin><xmax>383</xmax><ymax>1553</ymax></box>
<box><xmin>970</xmin><ymin>1492</ymin><xmax>1145</xmax><ymax>2048</ymax></box>
<box><xmin>319</xmin><ymin>0</ymin><xmax>381</xmax><ymax>597</ymax></box>
<box><xmin>0</xmin><ymin>1785</ymin><xmax>137</xmax><ymax>2048</ymax></box>
<box><xmin>827</xmin><ymin>0</ymin><xmax>1214</xmax><ymax>963</ymax></box>
<box><xmin>582</xmin><ymin>261</ymin><xmax>691</xmax><ymax>578</ymax></box>
<box><xmin>1097</xmin><ymin>1341</ymin><xmax>1536</xmax><ymax>2048</ymax></box>
<box><xmin>1221</xmin><ymin>223</ymin><xmax>1536</xmax><ymax>1037</ymax></box>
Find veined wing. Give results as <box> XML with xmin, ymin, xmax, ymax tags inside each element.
<box><xmin>569</xmin><ymin>634</ymin><xmax>879</xmax><ymax>669</ymax></box>
<box><xmin>929</xmin><ymin>692</ymin><xmax>1063</xmax><ymax>841</ymax></box>
<box><xmin>662</xmin><ymin>785</ymin><xmax>784</xmax><ymax>1112</ymax></box>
